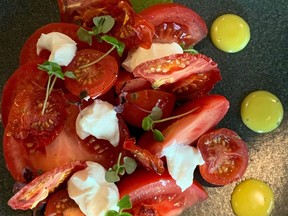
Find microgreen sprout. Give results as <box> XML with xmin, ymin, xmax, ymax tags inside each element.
<box><xmin>38</xmin><ymin>61</ymin><xmax>75</xmax><ymax>115</ymax></box>
<box><xmin>77</xmin><ymin>15</ymin><xmax>125</xmax><ymax>70</ymax></box>
<box><xmin>105</xmin><ymin>195</ymin><xmax>133</xmax><ymax>216</ymax></box>
<box><xmin>142</xmin><ymin>106</ymin><xmax>200</xmax><ymax>141</ymax></box>
<box><xmin>181</xmin><ymin>44</ymin><xmax>199</xmax><ymax>54</ymax></box>
<box><xmin>105</xmin><ymin>153</ymin><xmax>137</xmax><ymax>183</ymax></box>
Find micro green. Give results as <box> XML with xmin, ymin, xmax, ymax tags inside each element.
<box><xmin>38</xmin><ymin>61</ymin><xmax>75</xmax><ymax>115</ymax></box>
<box><xmin>105</xmin><ymin>153</ymin><xmax>137</xmax><ymax>183</ymax></box>
<box><xmin>105</xmin><ymin>195</ymin><xmax>133</xmax><ymax>216</ymax></box>
<box><xmin>142</xmin><ymin>106</ymin><xmax>200</xmax><ymax>141</ymax></box>
<box><xmin>182</xmin><ymin>45</ymin><xmax>199</xmax><ymax>54</ymax></box>
<box><xmin>77</xmin><ymin>15</ymin><xmax>125</xmax><ymax>70</ymax></box>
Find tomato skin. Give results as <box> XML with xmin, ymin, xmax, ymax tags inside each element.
<box><xmin>140</xmin><ymin>3</ymin><xmax>208</xmax><ymax>47</ymax></box>
<box><xmin>197</xmin><ymin>128</ymin><xmax>249</xmax><ymax>186</ymax></box>
<box><xmin>138</xmin><ymin>95</ymin><xmax>230</xmax><ymax>158</ymax></box>
<box><xmin>121</xmin><ymin>89</ymin><xmax>176</xmax><ymax>128</ymax></box>
<box><xmin>117</xmin><ymin>168</ymin><xmax>208</xmax><ymax>216</ymax></box>
<box><xmin>64</xmin><ymin>49</ymin><xmax>118</xmax><ymax>98</ymax></box>
<box><xmin>1</xmin><ymin>62</ymin><xmax>48</xmax><ymax>127</ymax></box>
<box><xmin>8</xmin><ymin>161</ymin><xmax>87</xmax><ymax>210</ymax></box>
<box><xmin>45</xmin><ymin>189</ymin><xmax>84</xmax><ymax>216</ymax></box>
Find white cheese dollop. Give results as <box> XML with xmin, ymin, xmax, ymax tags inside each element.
<box><xmin>76</xmin><ymin>99</ymin><xmax>120</xmax><ymax>147</ymax></box>
<box><xmin>67</xmin><ymin>162</ymin><xmax>119</xmax><ymax>216</ymax></box>
<box><xmin>162</xmin><ymin>141</ymin><xmax>205</xmax><ymax>192</ymax></box>
<box><xmin>122</xmin><ymin>42</ymin><xmax>183</xmax><ymax>72</ymax></box>
<box><xmin>36</xmin><ymin>32</ymin><xmax>77</xmax><ymax>66</ymax></box>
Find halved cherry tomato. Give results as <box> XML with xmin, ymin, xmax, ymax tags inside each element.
<box><xmin>197</xmin><ymin>128</ymin><xmax>249</xmax><ymax>186</ymax></box>
<box><xmin>133</xmin><ymin>53</ymin><xmax>221</xmax><ymax>100</ymax></box>
<box><xmin>45</xmin><ymin>189</ymin><xmax>84</xmax><ymax>216</ymax></box>
<box><xmin>8</xmin><ymin>161</ymin><xmax>87</xmax><ymax>210</ymax></box>
<box><xmin>64</xmin><ymin>49</ymin><xmax>118</xmax><ymax>98</ymax></box>
<box><xmin>137</xmin><ymin>95</ymin><xmax>230</xmax><ymax>161</ymax></box>
<box><xmin>6</xmin><ymin>85</ymin><xmax>67</xmax><ymax>150</ymax></box>
<box><xmin>117</xmin><ymin>168</ymin><xmax>208</xmax><ymax>216</ymax></box>
<box><xmin>140</xmin><ymin>3</ymin><xmax>208</xmax><ymax>47</ymax></box>
<box><xmin>1</xmin><ymin>62</ymin><xmax>48</xmax><ymax>127</ymax></box>
<box><xmin>121</xmin><ymin>89</ymin><xmax>176</xmax><ymax>127</ymax></box>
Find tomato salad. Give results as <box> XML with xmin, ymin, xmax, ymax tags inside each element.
<box><xmin>1</xmin><ymin>1</ymin><xmax>249</xmax><ymax>215</ymax></box>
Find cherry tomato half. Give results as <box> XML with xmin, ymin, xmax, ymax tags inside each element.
<box><xmin>197</xmin><ymin>128</ymin><xmax>249</xmax><ymax>186</ymax></box>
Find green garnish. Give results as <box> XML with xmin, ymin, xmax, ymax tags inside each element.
<box><xmin>105</xmin><ymin>195</ymin><xmax>133</xmax><ymax>216</ymax></box>
<box><xmin>77</xmin><ymin>15</ymin><xmax>125</xmax><ymax>70</ymax></box>
<box><xmin>142</xmin><ymin>106</ymin><xmax>200</xmax><ymax>141</ymax></box>
<box><xmin>38</xmin><ymin>61</ymin><xmax>75</xmax><ymax>115</ymax></box>
<box><xmin>181</xmin><ymin>44</ymin><xmax>199</xmax><ymax>54</ymax></box>
<box><xmin>105</xmin><ymin>153</ymin><xmax>137</xmax><ymax>183</ymax></box>
<box><xmin>130</xmin><ymin>0</ymin><xmax>173</xmax><ymax>13</ymax></box>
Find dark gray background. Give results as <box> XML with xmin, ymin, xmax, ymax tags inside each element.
<box><xmin>0</xmin><ymin>0</ymin><xmax>287</xmax><ymax>215</ymax></box>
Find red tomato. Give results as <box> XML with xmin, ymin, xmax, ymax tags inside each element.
<box><xmin>64</xmin><ymin>49</ymin><xmax>118</xmax><ymax>98</ymax></box>
<box><xmin>8</xmin><ymin>161</ymin><xmax>87</xmax><ymax>210</ymax></box>
<box><xmin>117</xmin><ymin>168</ymin><xmax>208</xmax><ymax>216</ymax></box>
<box><xmin>45</xmin><ymin>189</ymin><xmax>84</xmax><ymax>216</ymax></box>
<box><xmin>3</xmin><ymin>95</ymin><xmax>130</xmax><ymax>182</ymax></box>
<box><xmin>1</xmin><ymin>62</ymin><xmax>48</xmax><ymax>127</ymax></box>
<box><xmin>121</xmin><ymin>89</ymin><xmax>176</xmax><ymax>128</ymax></box>
<box><xmin>197</xmin><ymin>128</ymin><xmax>249</xmax><ymax>186</ymax></box>
<box><xmin>137</xmin><ymin>95</ymin><xmax>230</xmax><ymax>160</ymax></box>
<box><xmin>140</xmin><ymin>3</ymin><xmax>208</xmax><ymax>47</ymax></box>
<box><xmin>6</xmin><ymin>85</ymin><xmax>67</xmax><ymax>150</ymax></box>
<box><xmin>133</xmin><ymin>53</ymin><xmax>221</xmax><ymax>100</ymax></box>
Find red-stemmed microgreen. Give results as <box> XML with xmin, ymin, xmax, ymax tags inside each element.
<box><xmin>105</xmin><ymin>195</ymin><xmax>133</xmax><ymax>216</ymax></box>
<box><xmin>142</xmin><ymin>106</ymin><xmax>200</xmax><ymax>141</ymax></box>
<box><xmin>38</xmin><ymin>61</ymin><xmax>75</xmax><ymax>115</ymax></box>
<box><xmin>105</xmin><ymin>153</ymin><xmax>137</xmax><ymax>183</ymax></box>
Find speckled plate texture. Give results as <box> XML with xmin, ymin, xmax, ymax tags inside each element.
<box><xmin>0</xmin><ymin>0</ymin><xmax>287</xmax><ymax>215</ymax></box>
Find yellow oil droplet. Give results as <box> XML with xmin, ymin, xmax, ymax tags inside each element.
<box><xmin>231</xmin><ymin>179</ymin><xmax>274</xmax><ymax>216</ymax></box>
<box><xmin>210</xmin><ymin>14</ymin><xmax>250</xmax><ymax>53</ymax></box>
<box><xmin>241</xmin><ymin>90</ymin><xmax>283</xmax><ymax>133</ymax></box>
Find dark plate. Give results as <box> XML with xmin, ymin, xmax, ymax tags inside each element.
<box><xmin>0</xmin><ymin>0</ymin><xmax>287</xmax><ymax>215</ymax></box>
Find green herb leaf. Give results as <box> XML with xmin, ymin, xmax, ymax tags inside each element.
<box><xmin>149</xmin><ymin>106</ymin><xmax>163</xmax><ymax>120</ymax></box>
<box><xmin>120</xmin><ymin>213</ymin><xmax>133</xmax><ymax>216</ymax></box>
<box><xmin>142</xmin><ymin>116</ymin><xmax>154</xmax><ymax>131</ymax></box>
<box><xmin>38</xmin><ymin>61</ymin><xmax>65</xmax><ymax>79</ymax></box>
<box><xmin>101</xmin><ymin>35</ymin><xmax>125</xmax><ymax>56</ymax></box>
<box><xmin>93</xmin><ymin>15</ymin><xmax>115</xmax><ymax>34</ymax></box>
<box><xmin>64</xmin><ymin>71</ymin><xmax>76</xmax><ymax>79</ymax></box>
<box><xmin>105</xmin><ymin>169</ymin><xmax>121</xmax><ymax>183</ymax></box>
<box><xmin>123</xmin><ymin>157</ymin><xmax>137</xmax><ymax>174</ymax></box>
<box><xmin>105</xmin><ymin>210</ymin><xmax>119</xmax><ymax>216</ymax></box>
<box><xmin>118</xmin><ymin>195</ymin><xmax>132</xmax><ymax>211</ymax></box>
<box><xmin>153</xmin><ymin>129</ymin><xmax>165</xmax><ymax>142</ymax></box>
<box><xmin>77</xmin><ymin>27</ymin><xmax>93</xmax><ymax>46</ymax></box>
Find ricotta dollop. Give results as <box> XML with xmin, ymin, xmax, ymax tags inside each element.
<box><xmin>122</xmin><ymin>42</ymin><xmax>183</xmax><ymax>72</ymax></box>
<box><xmin>162</xmin><ymin>141</ymin><xmax>205</xmax><ymax>191</ymax></box>
<box><xmin>75</xmin><ymin>99</ymin><xmax>120</xmax><ymax>147</ymax></box>
<box><xmin>36</xmin><ymin>32</ymin><xmax>77</xmax><ymax>66</ymax></box>
<box><xmin>67</xmin><ymin>161</ymin><xmax>119</xmax><ymax>216</ymax></box>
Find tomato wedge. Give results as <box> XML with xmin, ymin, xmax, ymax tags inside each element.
<box><xmin>117</xmin><ymin>168</ymin><xmax>208</xmax><ymax>216</ymax></box>
<box><xmin>133</xmin><ymin>53</ymin><xmax>221</xmax><ymax>100</ymax></box>
<box><xmin>64</xmin><ymin>49</ymin><xmax>118</xmax><ymax>98</ymax></box>
<box><xmin>197</xmin><ymin>128</ymin><xmax>249</xmax><ymax>186</ymax></box>
<box><xmin>138</xmin><ymin>95</ymin><xmax>230</xmax><ymax>159</ymax></box>
<box><xmin>140</xmin><ymin>3</ymin><xmax>208</xmax><ymax>47</ymax></box>
<box><xmin>8</xmin><ymin>161</ymin><xmax>87</xmax><ymax>210</ymax></box>
<box><xmin>45</xmin><ymin>189</ymin><xmax>84</xmax><ymax>216</ymax></box>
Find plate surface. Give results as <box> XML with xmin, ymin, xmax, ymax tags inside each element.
<box><xmin>0</xmin><ymin>0</ymin><xmax>287</xmax><ymax>215</ymax></box>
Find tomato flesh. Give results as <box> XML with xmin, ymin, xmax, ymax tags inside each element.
<box><xmin>197</xmin><ymin>128</ymin><xmax>249</xmax><ymax>186</ymax></box>
<box><xmin>64</xmin><ymin>49</ymin><xmax>118</xmax><ymax>98</ymax></box>
<box><xmin>117</xmin><ymin>168</ymin><xmax>208</xmax><ymax>216</ymax></box>
<box><xmin>140</xmin><ymin>3</ymin><xmax>208</xmax><ymax>47</ymax></box>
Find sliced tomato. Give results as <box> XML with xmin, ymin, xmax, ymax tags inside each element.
<box><xmin>64</xmin><ymin>49</ymin><xmax>118</xmax><ymax>98</ymax></box>
<box><xmin>137</xmin><ymin>95</ymin><xmax>230</xmax><ymax>160</ymax></box>
<box><xmin>133</xmin><ymin>53</ymin><xmax>221</xmax><ymax>100</ymax></box>
<box><xmin>117</xmin><ymin>168</ymin><xmax>208</xmax><ymax>216</ymax></box>
<box><xmin>45</xmin><ymin>189</ymin><xmax>84</xmax><ymax>216</ymax></box>
<box><xmin>1</xmin><ymin>62</ymin><xmax>48</xmax><ymax>127</ymax></box>
<box><xmin>197</xmin><ymin>128</ymin><xmax>249</xmax><ymax>186</ymax></box>
<box><xmin>140</xmin><ymin>3</ymin><xmax>208</xmax><ymax>47</ymax></box>
<box><xmin>6</xmin><ymin>85</ymin><xmax>67</xmax><ymax>150</ymax></box>
<box><xmin>8</xmin><ymin>161</ymin><xmax>87</xmax><ymax>210</ymax></box>
<box><xmin>121</xmin><ymin>89</ymin><xmax>176</xmax><ymax>128</ymax></box>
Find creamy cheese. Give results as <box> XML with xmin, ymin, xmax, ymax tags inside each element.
<box><xmin>67</xmin><ymin>161</ymin><xmax>119</xmax><ymax>216</ymax></box>
<box><xmin>75</xmin><ymin>99</ymin><xmax>120</xmax><ymax>147</ymax></box>
<box><xmin>122</xmin><ymin>42</ymin><xmax>183</xmax><ymax>72</ymax></box>
<box><xmin>162</xmin><ymin>141</ymin><xmax>205</xmax><ymax>191</ymax></box>
<box><xmin>36</xmin><ymin>32</ymin><xmax>77</xmax><ymax>66</ymax></box>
